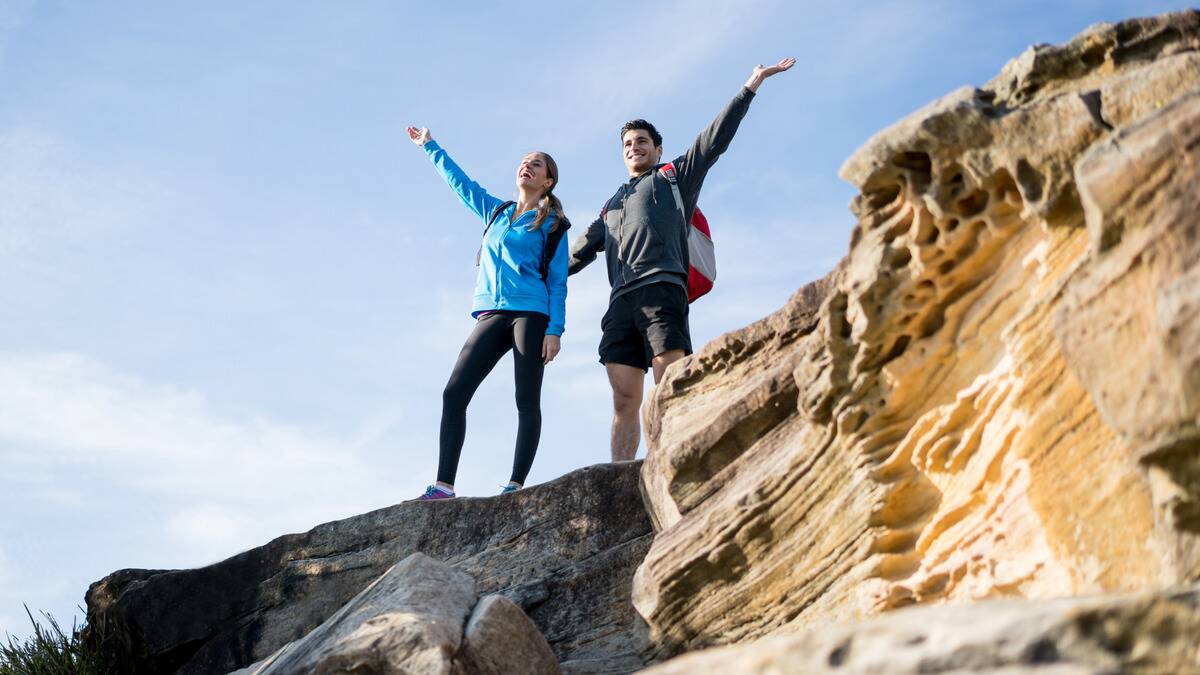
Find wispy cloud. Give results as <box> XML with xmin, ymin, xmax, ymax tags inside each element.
<box><xmin>0</xmin><ymin>352</ymin><xmax>388</xmax><ymax>557</ymax></box>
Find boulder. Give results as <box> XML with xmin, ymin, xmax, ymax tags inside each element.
<box><xmin>226</xmin><ymin>557</ymin><xmax>560</xmax><ymax>675</ymax></box>
<box><xmin>252</xmin><ymin>553</ymin><xmax>476</xmax><ymax>674</ymax></box>
<box><xmin>633</xmin><ymin>9</ymin><xmax>1200</xmax><ymax>659</ymax></box>
<box><xmin>85</xmin><ymin>462</ymin><xmax>652</xmax><ymax>674</ymax></box>
<box><xmin>639</xmin><ymin>584</ymin><xmax>1200</xmax><ymax>674</ymax></box>
<box><xmin>457</xmin><ymin>594</ymin><xmax>560</xmax><ymax>675</ymax></box>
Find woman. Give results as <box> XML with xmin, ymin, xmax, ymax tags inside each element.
<box><xmin>407</xmin><ymin>125</ymin><xmax>570</xmax><ymax>499</ymax></box>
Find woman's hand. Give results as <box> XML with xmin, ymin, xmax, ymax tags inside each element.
<box><xmin>407</xmin><ymin>126</ymin><xmax>432</xmax><ymax>147</ymax></box>
<box><xmin>542</xmin><ymin>335</ymin><xmax>561</xmax><ymax>364</ymax></box>
<box><xmin>744</xmin><ymin>57</ymin><xmax>796</xmax><ymax>92</ymax></box>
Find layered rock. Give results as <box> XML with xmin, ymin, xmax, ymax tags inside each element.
<box><xmin>634</xmin><ymin>10</ymin><xmax>1200</xmax><ymax>658</ymax></box>
<box><xmin>640</xmin><ymin>584</ymin><xmax>1200</xmax><ymax>674</ymax></box>
<box><xmin>85</xmin><ymin>463</ymin><xmax>652</xmax><ymax>674</ymax></box>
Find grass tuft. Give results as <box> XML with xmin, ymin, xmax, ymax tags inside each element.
<box><xmin>0</xmin><ymin>607</ymin><xmax>110</xmax><ymax>675</ymax></box>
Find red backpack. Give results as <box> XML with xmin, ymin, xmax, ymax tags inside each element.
<box><xmin>659</xmin><ymin>162</ymin><xmax>716</xmax><ymax>302</ymax></box>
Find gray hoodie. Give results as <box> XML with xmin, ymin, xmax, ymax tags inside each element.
<box><xmin>568</xmin><ymin>86</ymin><xmax>756</xmax><ymax>299</ymax></box>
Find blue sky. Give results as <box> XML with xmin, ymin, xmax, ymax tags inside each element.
<box><xmin>0</xmin><ymin>0</ymin><xmax>1190</xmax><ymax>639</ymax></box>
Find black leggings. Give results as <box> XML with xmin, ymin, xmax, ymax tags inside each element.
<box><xmin>438</xmin><ymin>311</ymin><xmax>548</xmax><ymax>486</ymax></box>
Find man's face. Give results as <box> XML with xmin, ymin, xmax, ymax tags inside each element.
<box><xmin>622</xmin><ymin>129</ymin><xmax>661</xmax><ymax>176</ymax></box>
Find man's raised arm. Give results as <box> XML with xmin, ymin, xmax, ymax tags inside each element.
<box><xmin>676</xmin><ymin>58</ymin><xmax>796</xmax><ymax>196</ymax></box>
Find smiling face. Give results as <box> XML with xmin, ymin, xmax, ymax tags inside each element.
<box><xmin>516</xmin><ymin>153</ymin><xmax>555</xmax><ymax>196</ymax></box>
<box><xmin>622</xmin><ymin>129</ymin><xmax>662</xmax><ymax>176</ymax></box>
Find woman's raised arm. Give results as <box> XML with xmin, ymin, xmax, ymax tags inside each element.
<box><xmin>409</xmin><ymin>126</ymin><xmax>503</xmax><ymax>223</ymax></box>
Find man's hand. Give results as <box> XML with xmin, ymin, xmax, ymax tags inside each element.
<box><xmin>407</xmin><ymin>126</ymin><xmax>432</xmax><ymax>147</ymax></box>
<box><xmin>744</xmin><ymin>57</ymin><xmax>796</xmax><ymax>93</ymax></box>
<box><xmin>542</xmin><ymin>335</ymin><xmax>561</xmax><ymax>364</ymax></box>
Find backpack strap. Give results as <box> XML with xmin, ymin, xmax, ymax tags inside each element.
<box><xmin>658</xmin><ymin>162</ymin><xmax>686</xmax><ymax>224</ymax></box>
<box><xmin>476</xmin><ymin>200</ymin><xmax>516</xmax><ymax>267</ymax></box>
<box><xmin>487</xmin><ymin>200</ymin><xmax>516</xmax><ymax>230</ymax></box>
<box><xmin>539</xmin><ymin>217</ymin><xmax>571</xmax><ymax>279</ymax></box>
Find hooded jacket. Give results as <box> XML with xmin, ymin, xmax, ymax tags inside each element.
<box><xmin>424</xmin><ymin>140</ymin><xmax>570</xmax><ymax>336</ymax></box>
<box><xmin>567</xmin><ymin>86</ymin><xmax>755</xmax><ymax>299</ymax></box>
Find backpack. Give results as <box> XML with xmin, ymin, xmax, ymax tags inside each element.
<box><xmin>476</xmin><ymin>201</ymin><xmax>570</xmax><ymax>279</ymax></box>
<box><xmin>659</xmin><ymin>162</ymin><xmax>716</xmax><ymax>303</ymax></box>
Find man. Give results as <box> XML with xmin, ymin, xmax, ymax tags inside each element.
<box><xmin>568</xmin><ymin>58</ymin><xmax>795</xmax><ymax>461</ymax></box>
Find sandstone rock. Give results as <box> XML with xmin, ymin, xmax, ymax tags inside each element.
<box><xmin>254</xmin><ymin>553</ymin><xmax>475</xmax><ymax>674</ymax></box>
<box><xmin>1059</xmin><ymin>89</ymin><xmax>1200</xmax><ymax>577</ymax></box>
<box><xmin>639</xmin><ymin>584</ymin><xmax>1200</xmax><ymax>674</ymax></box>
<box><xmin>85</xmin><ymin>463</ymin><xmax>652</xmax><ymax>674</ymax></box>
<box><xmin>457</xmin><ymin>594</ymin><xmax>561</xmax><ymax>675</ymax></box>
<box><xmin>633</xmin><ymin>9</ymin><xmax>1200</xmax><ymax>658</ymax></box>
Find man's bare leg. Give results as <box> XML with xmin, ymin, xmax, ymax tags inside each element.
<box><xmin>651</xmin><ymin>349</ymin><xmax>686</xmax><ymax>384</ymax></box>
<box><xmin>607</xmin><ymin>362</ymin><xmax>644</xmax><ymax>461</ymax></box>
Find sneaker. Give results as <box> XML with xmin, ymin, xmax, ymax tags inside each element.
<box><xmin>499</xmin><ymin>483</ymin><xmax>521</xmax><ymax>495</ymax></box>
<box><xmin>415</xmin><ymin>485</ymin><xmax>455</xmax><ymax>501</ymax></box>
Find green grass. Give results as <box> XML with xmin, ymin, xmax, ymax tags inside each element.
<box><xmin>0</xmin><ymin>607</ymin><xmax>109</xmax><ymax>675</ymax></box>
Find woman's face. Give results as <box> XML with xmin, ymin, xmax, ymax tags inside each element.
<box><xmin>516</xmin><ymin>153</ymin><xmax>554</xmax><ymax>195</ymax></box>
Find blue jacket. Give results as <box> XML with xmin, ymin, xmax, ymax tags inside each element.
<box><xmin>424</xmin><ymin>140</ymin><xmax>569</xmax><ymax>336</ymax></box>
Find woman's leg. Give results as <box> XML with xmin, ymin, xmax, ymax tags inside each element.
<box><xmin>509</xmin><ymin>313</ymin><xmax>549</xmax><ymax>485</ymax></box>
<box><xmin>438</xmin><ymin>314</ymin><xmax>513</xmax><ymax>486</ymax></box>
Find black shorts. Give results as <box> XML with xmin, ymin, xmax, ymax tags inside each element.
<box><xmin>599</xmin><ymin>282</ymin><xmax>692</xmax><ymax>371</ymax></box>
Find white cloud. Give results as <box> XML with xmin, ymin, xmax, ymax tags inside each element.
<box><xmin>0</xmin><ymin>352</ymin><xmax>388</xmax><ymax>535</ymax></box>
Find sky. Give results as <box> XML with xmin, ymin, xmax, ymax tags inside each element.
<box><xmin>1</xmin><ymin>0</ymin><xmax>1192</xmax><ymax>640</ymax></box>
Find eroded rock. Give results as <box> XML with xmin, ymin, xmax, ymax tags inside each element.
<box><xmin>1059</xmin><ymin>89</ymin><xmax>1200</xmax><ymax>569</ymax></box>
<box><xmin>634</xmin><ymin>9</ymin><xmax>1200</xmax><ymax>658</ymax></box>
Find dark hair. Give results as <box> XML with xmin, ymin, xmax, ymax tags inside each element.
<box><xmin>529</xmin><ymin>152</ymin><xmax>563</xmax><ymax>232</ymax></box>
<box><xmin>620</xmin><ymin>119</ymin><xmax>662</xmax><ymax>148</ymax></box>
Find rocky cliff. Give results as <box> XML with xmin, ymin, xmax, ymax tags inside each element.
<box><xmin>635</xmin><ymin>8</ymin><xmax>1200</xmax><ymax>660</ymax></box>
<box><xmin>85</xmin><ymin>10</ymin><xmax>1200</xmax><ymax>675</ymax></box>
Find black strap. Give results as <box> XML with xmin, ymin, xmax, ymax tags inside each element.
<box><xmin>476</xmin><ymin>201</ymin><xmax>516</xmax><ymax>267</ymax></box>
<box><xmin>540</xmin><ymin>218</ymin><xmax>571</xmax><ymax>279</ymax></box>
<box><xmin>486</xmin><ymin>200</ymin><xmax>515</xmax><ymax>230</ymax></box>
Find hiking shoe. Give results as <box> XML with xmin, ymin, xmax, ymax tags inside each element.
<box><xmin>416</xmin><ymin>485</ymin><xmax>455</xmax><ymax>501</ymax></box>
<box><xmin>499</xmin><ymin>483</ymin><xmax>522</xmax><ymax>495</ymax></box>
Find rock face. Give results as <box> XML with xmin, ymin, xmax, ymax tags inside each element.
<box><xmin>640</xmin><ymin>584</ymin><xmax>1200</xmax><ymax>674</ymax></box>
<box><xmin>84</xmin><ymin>463</ymin><xmax>652</xmax><ymax>674</ymax></box>
<box><xmin>634</xmin><ymin>10</ymin><xmax>1200</xmax><ymax>658</ymax></box>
